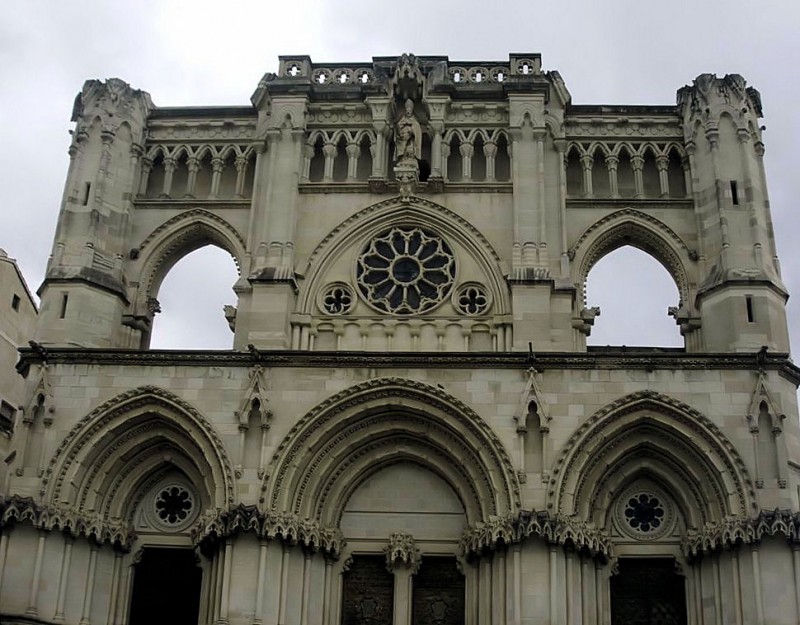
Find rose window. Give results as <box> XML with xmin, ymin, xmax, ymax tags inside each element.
<box><xmin>623</xmin><ymin>493</ymin><xmax>665</xmax><ymax>533</ymax></box>
<box><xmin>155</xmin><ymin>485</ymin><xmax>194</xmax><ymax>526</ymax></box>
<box><xmin>455</xmin><ymin>284</ymin><xmax>490</xmax><ymax>315</ymax></box>
<box><xmin>356</xmin><ymin>227</ymin><xmax>456</xmax><ymax>314</ymax></box>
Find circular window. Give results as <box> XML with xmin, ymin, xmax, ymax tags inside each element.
<box><xmin>454</xmin><ymin>283</ymin><xmax>491</xmax><ymax>316</ymax></box>
<box><xmin>154</xmin><ymin>484</ymin><xmax>195</xmax><ymax>527</ymax></box>
<box><xmin>615</xmin><ymin>484</ymin><xmax>675</xmax><ymax>541</ymax></box>
<box><xmin>319</xmin><ymin>283</ymin><xmax>355</xmax><ymax>315</ymax></box>
<box><xmin>356</xmin><ymin>227</ymin><xmax>456</xmax><ymax>315</ymax></box>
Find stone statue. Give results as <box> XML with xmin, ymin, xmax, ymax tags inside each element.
<box><xmin>394</xmin><ymin>99</ymin><xmax>422</xmax><ymax>165</ymax></box>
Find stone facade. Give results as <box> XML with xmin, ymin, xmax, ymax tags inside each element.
<box><xmin>0</xmin><ymin>249</ymin><xmax>37</xmax><ymax>491</ymax></box>
<box><xmin>1</xmin><ymin>54</ymin><xmax>798</xmax><ymax>625</ymax></box>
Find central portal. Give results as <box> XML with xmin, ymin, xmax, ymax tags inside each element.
<box><xmin>610</xmin><ymin>558</ymin><xmax>687</xmax><ymax>625</ymax></box>
<box><xmin>129</xmin><ymin>547</ymin><xmax>202</xmax><ymax>625</ymax></box>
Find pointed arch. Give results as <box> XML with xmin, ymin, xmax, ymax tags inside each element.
<box><xmin>42</xmin><ymin>386</ymin><xmax>235</xmax><ymax>519</ymax></box>
<box><xmin>263</xmin><ymin>377</ymin><xmax>520</xmax><ymax>527</ymax></box>
<box><xmin>298</xmin><ymin>196</ymin><xmax>509</xmax><ymax>315</ymax></box>
<box><xmin>569</xmin><ymin>208</ymin><xmax>696</xmax><ymax>306</ymax></box>
<box><xmin>548</xmin><ymin>391</ymin><xmax>755</xmax><ymax>529</ymax></box>
<box><xmin>132</xmin><ymin>209</ymin><xmax>245</xmax><ymax>313</ymax></box>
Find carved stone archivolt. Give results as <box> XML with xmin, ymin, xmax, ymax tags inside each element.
<box><xmin>263</xmin><ymin>377</ymin><xmax>520</xmax><ymax>527</ymax></box>
<box><xmin>43</xmin><ymin>386</ymin><xmax>235</xmax><ymax>513</ymax></box>
<box><xmin>548</xmin><ymin>391</ymin><xmax>756</xmax><ymax>527</ymax></box>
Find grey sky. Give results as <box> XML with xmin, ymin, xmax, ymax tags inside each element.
<box><xmin>2</xmin><ymin>1</ymin><xmax>798</xmax><ymax>351</ymax></box>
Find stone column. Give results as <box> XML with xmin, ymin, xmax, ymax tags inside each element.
<box><xmin>460</xmin><ymin>141</ymin><xmax>474</xmax><ymax>181</ymax></box>
<box><xmin>26</xmin><ymin>530</ymin><xmax>47</xmax><ymax>617</ymax></box>
<box><xmin>346</xmin><ymin>142</ymin><xmax>360</xmax><ymax>181</ymax></box>
<box><xmin>484</xmin><ymin>140</ymin><xmax>497</xmax><ymax>181</ymax></box>
<box><xmin>631</xmin><ymin>154</ymin><xmax>644</xmax><ymax>198</ymax></box>
<box><xmin>219</xmin><ymin>538</ymin><xmax>234</xmax><ymax>624</ymax></box>
<box><xmin>385</xmin><ymin>533</ymin><xmax>420</xmax><ymax>625</ymax></box>
<box><xmin>278</xmin><ymin>543</ymin><xmax>291</xmax><ymax>625</ymax></box>
<box><xmin>161</xmin><ymin>156</ymin><xmax>176</xmax><ymax>198</ymax></box>
<box><xmin>137</xmin><ymin>157</ymin><xmax>153</xmax><ymax>196</ymax></box>
<box><xmin>234</xmin><ymin>155</ymin><xmax>249</xmax><ymax>198</ymax></box>
<box><xmin>656</xmin><ymin>154</ymin><xmax>670</xmax><ymax>197</ymax></box>
<box><xmin>185</xmin><ymin>157</ymin><xmax>200</xmax><ymax>198</ymax></box>
<box><xmin>209</xmin><ymin>157</ymin><xmax>225</xmax><ymax>199</ymax></box>
<box><xmin>54</xmin><ymin>535</ymin><xmax>75</xmax><ymax>621</ymax></box>
<box><xmin>430</xmin><ymin>122</ymin><xmax>444</xmax><ymax>179</ymax></box>
<box><xmin>580</xmin><ymin>153</ymin><xmax>594</xmax><ymax>198</ymax></box>
<box><xmin>79</xmin><ymin>542</ymin><xmax>99</xmax><ymax>625</ymax></box>
<box><xmin>549</xmin><ymin>546</ymin><xmax>559</xmax><ymax>625</ymax></box>
<box><xmin>606</xmin><ymin>154</ymin><xmax>620</xmax><ymax>198</ymax></box>
<box><xmin>0</xmin><ymin>529</ymin><xmax>10</xmax><ymax>601</ymax></box>
<box><xmin>322</xmin><ymin>142</ymin><xmax>336</xmax><ymax>182</ymax></box>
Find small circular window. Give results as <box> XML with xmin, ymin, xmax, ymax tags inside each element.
<box><xmin>454</xmin><ymin>283</ymin><xmax>491</xmax><ymax>316</ymax></box>
<box><xmin>319</xmin><ymin>283</ymin><xmax>355</xmax><ymax>315</ymax></box>
<box><xmin>624</xmin><ymin>493</ymin><xmax>665</xmax><ymax>533</ymax></box>
<box><xmin>615</xmin><ymin>484</ymin><xmax>675</xmax><ymax>541</ymax></box>
<box><xmin>356</xmin><ymin>227</ymin><xmax>456</xmax><ymax>315</ymax></box>
<box><xmin>153</xmin><ymin>484</ymin><xmax>195</xmax><ymax>528</ymax></box>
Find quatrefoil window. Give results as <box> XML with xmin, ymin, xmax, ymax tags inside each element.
<box><xmin>320</xmin><ymin>283</ymin><xmax>355</xmax><ymax>314</ymax></box>
<box><xmin>455</xmin><ymin>283</ymin><xmax>491</xmax><ymax>316</ymax></box>
<box><xmin>356</xmin><ymin>227</ymin><xmax>456</xmax><ymax>314</ymax></box>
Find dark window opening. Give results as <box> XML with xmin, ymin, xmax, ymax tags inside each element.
<box><xmin>129</xmin><ymin>547</ymin><xmax>202</xmax><ymax>625</ymax></box>
<box><xmin>611</xmin><ymin>558</ymin><xmax>687</xmax><ymax>625</ymax></box>
<box><xmin>746</xmin><ymin>295</ymin><xmax>755</xmax><ymax>323</ymax></box>
<box><xmin>11</xmin><ymin>294</ymin><xmax>20</xmax><ymax>311</ymax></box>
<box><xmin>81</xmin><ymin>182</ymin><xmax>91</xmax><ymax>206</ymax></box>
<box><xmin>342</xmin><ymin>555</ymin><xmax>394</xmax><ymax>625</ymax></box>
<box><xmin>0</xmin><ymin>400</ymin><xmax>15</xmax><ymax>435</ymax></box>
<box><xmin>412</xmin><ymin>556</ymin><xmax>465</xmax><ymax>625</ymax></box>
<box><xmin>731</xmin><ymin>180</ymin><xmax>739</xmax><ymax>205</ymax></box>
<box><xmin>59</xmin><ymin>293</ymin><xmax>68</xmax><ymax>319</ymax></box>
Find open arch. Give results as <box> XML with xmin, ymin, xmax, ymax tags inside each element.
<box><xmin>570</xmin><ymin>209</ymin><xmax>696</xmax><ymax>308</ymax></box>
<box><xmin>263</xmin><ymin>377</ymin><xmax>520</xmax><ymax>528</ymax></box>
<box><xmin>549</xmin><ymin>391</ymin><xmax>756</xmax><ymax>529</ymax></box>
<box><xmin>130</xmin><ymin>210</ymin><xmax>245</xmax><ymax>347</ymax></box>
<box><xmin>298</xmin><ymin>196</ymin><xmax>509</xmax><ymax>316</ymax></box>
<box><xmin>42</xmin><ymin>386</ymin><xmax>235</xmax><ymax>516</ymax></box>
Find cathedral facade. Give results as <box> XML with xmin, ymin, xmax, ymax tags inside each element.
<box><xmin>1</xmin><ymin>53</ymin><xmax>799</xmax><ymax>625</ymax></box>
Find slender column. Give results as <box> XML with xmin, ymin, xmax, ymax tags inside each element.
<box><xmin>185</xmin><ymin>156</ymin><xmax>200</xmax><ymax>197</ymax></box>
<box><xmin>712</xmin><ymin>555</ymin><xmax>723</xmax><ymax>625</ymax></box>
<box><xmin>656</xmin><ymin>154</ymin><xmax>670</xmax><ymax>197</ymax></box>
<box><xmin>581</xmin><ymin>557</ymin><xmax>592</xmax><ymax>625</ymax></box>
<box><xmin>0</xmin><ymin>530</ymin><xmax>10</xmax><ymax>599</ymax></box>
<box><xmin>219</xmin><ymin>539</ymin><xmax>234</xmax><ymax>624</ymax></box>
<box><xmin>346</xmin><ymin>142</ymin><xmax>360</xmax><ymax>181</ymax></box>
<box><xmin>580</xmin><ymin>154</ymin><xmax>593</xmax><ymax>198</ymax></box>
<box><xmin>693</xmin><ymin>562</ymin><xmax>704</xmax><ymax>625</ymax></box>
<box><xmin>334</xmin><ymin>563</ymin><xmax>345</xmax><ymax>625</ymax></box>
<box><xmin>79</xmin><ymin>542</ymin><xmax>99</xmax><ymax>625</ymax></box>
<box><xmin>549</xmin><ymin>546</ymin><xmax>559</xmax><ymax>625</ymax></box>
<box><xmin>594</xmin><ymin>562</ymin><xmax>604</xmax><ymax>625</ymax></box>
<box><xmin>479</xmin><ymin>557</ymin><xmax>492</xmax><ymax>625</ymax></box>
<box><xmin>278</xmin><ymin>543</ymin><xmax>291</xmax><ymax>625</ymax></box>
<box><xmin>512</xmin><ymin>545</ymin><xmax>522</xmax><ymax>625</ymax></box>
<box><xmin>209</xmin><ymin>157</ymin><xmax>225</xmax><ymax>199</ymax></box>
<box><xmin>753</xmin><ymin>141</ymin><xmax>779</xmax><ymax>268</ymax></box>
<box><xmin>791</xmin><ymin>545</ymin><xmax>800</xmax><ymax>625</ymax></box>
<box><xmin>492</xmin><ymin>549</ymin><xmax>506</xmax><ymax>625</ymax></box>
<box><xmin>606</xmin><ymin>155</ymin><xmax>619</xmax><ymax>198</ymax></box>
<box><xmin>565</xmin><ymin>550</ymin><xmax>575</xmax><ymax>625</ymax></box>
<box><xmin>234</xmin><ymin>155</ymin><xmax>249</xmax><ymax>197</ymax></box>
<box><xmin>116</xmin><ymin>558</ymin><xmax>133</xmax><ymax>625</ymax></box>
<box><xmin>441</xmin><ymin>142</ymin><xmax>450</xmax><ymax>181</ymax></box>
<box><xmin>322</xmin><ymin>556</ymin><xmax>333</xmax><ymax>625</ymax></box>
<box><xmin>322</xmin><ymin>142</ymin><xmax>336</xmax><ymax>182</ymax></box>
<box><xmin>534</xmin><ymin>129</ymin><xmax>547</xmax><ymax>259</ymax></box>
<box><xmin>392</xmin><ymin>565</ymin><xmax>415</xmax><ymax>625</ymax></box>
<box><xmin>253</xmin><ymin>540</ymin><xmax>268</xmax><ymax>625</ymax></box>
<box><xmin>26</xmin><ymin>530</ymin><xmax>47</xmax><ymax>616</ymax></box>
<box><xmin>730</xmin><ymin>551</ymin><xmax>743</xmax><ymax>625</ymax></box>
<box><xmin>161</xmin><ymin>156</ymin><xmax>176</xmax><ymax>198</ymax></box>
<box><xmin>301</xmin><ymin>144</ymin><xmax>314</xmax><ymax>181</ymax></box>
<box><xmin>467</xmin><ymin>562</ymin><xmax>478</xmax><ymax>625</ymax></box>
<box><xmin>751</xmin><ymin>546</ymin><xmax>765</xmax><ymax>625</ymax></box>
<box><xmin>460</xmin><ymin>141</ymin><xmax>474</xmax><ymax>181</ymax></box>
<box><xmin>300</xmin><ymin>550</ymin><xmax>312</xmax><ymax>625</ymax></box>
<box><xmin>107</xmin><ymin>551</ymin><xmax>123</xmax><ymax>625</ymax></box>
<box><xmin>208</xmin><ymin>551</ymin><xmax>220</xmax><ymax>624</ymax></box>
<box><xmin>137</xmin><ymin>157</ymin><xmax>153</xmax><ymax>196</ymax></box>
<box><xmin>430</xmin><ymin>124</ymin><xmax>444</xmax><ymax>178</ymax></box>
<box><xmin>631</xmin><ymin>154</ymin><xmax>644</xmax><ymax>198</ymax></box>
<box><xmin>554</xmin><ymin>140</ymin><xmax>569</xmax><ymax>275</ymax></box>
<box><xmin>54</xmin><ymin>536</ymin><xmax>75</xmax><ymax>621</ymax></box>
<box><xmin>484</xmin><ymin>140</ymin><xmax>497</xmax><ymax>181</ymax></box>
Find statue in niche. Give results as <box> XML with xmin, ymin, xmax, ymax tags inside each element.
<box><xmin>394</xmin><ymin>99</ymin><xmax>422</xmax><ymax>165</ymax></box>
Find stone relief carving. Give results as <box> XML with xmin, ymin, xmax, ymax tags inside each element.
<box><xmin>384</xmin><ymin>532</ymin><xmax>421</xmax><ymax>572</ymax></box>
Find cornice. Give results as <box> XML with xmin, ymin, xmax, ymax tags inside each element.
<box><xmin>15</xmin><ymin>348</ymin><xmax>800</xmax><ymax>384</ymax></box>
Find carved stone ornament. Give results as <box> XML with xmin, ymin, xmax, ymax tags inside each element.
<box><xmin>384</xmin><ymin>532</ymin><xmax>421</xmax><ymax>572</ymax></box>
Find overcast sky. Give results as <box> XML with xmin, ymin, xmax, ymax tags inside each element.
<box><xmin>1</xmin><ymin>1</ymin><xmax>798</xmax><ymax>351</ymax></box>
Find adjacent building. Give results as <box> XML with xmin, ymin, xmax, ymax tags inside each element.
<box><xmin>0</xmin><ymin>53</ymin><xmax>798</xmax><ymax>625</ymax></box>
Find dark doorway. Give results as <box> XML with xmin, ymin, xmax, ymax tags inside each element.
<box><xmin>342</xmin><ymin>555</ymin><xmax>394</xmax><ymax>625</ymax></box>
<box><xmin>412</xmin><ymin>556</ymin><xmax>465</xmax><ymax>625</ymax></box>
<box><xmin>610</xmin><ymin>558</ymin><xmax>687</xmax><ymax>625</ymax></box>
<box><xmin>129</xmin><ymin>547</ymin><xmax>202</xmax><ymax>625</ymax></box>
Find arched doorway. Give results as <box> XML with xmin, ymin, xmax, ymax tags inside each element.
<box><xmin>129</xmin><ymin>547</ymin><xmax>202</xmax><ymax>625</ymax></box>
<box><xmin>610</xmin><ymin>558</ymin><xmax>687</xmax><ymax>625</ymax></box>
